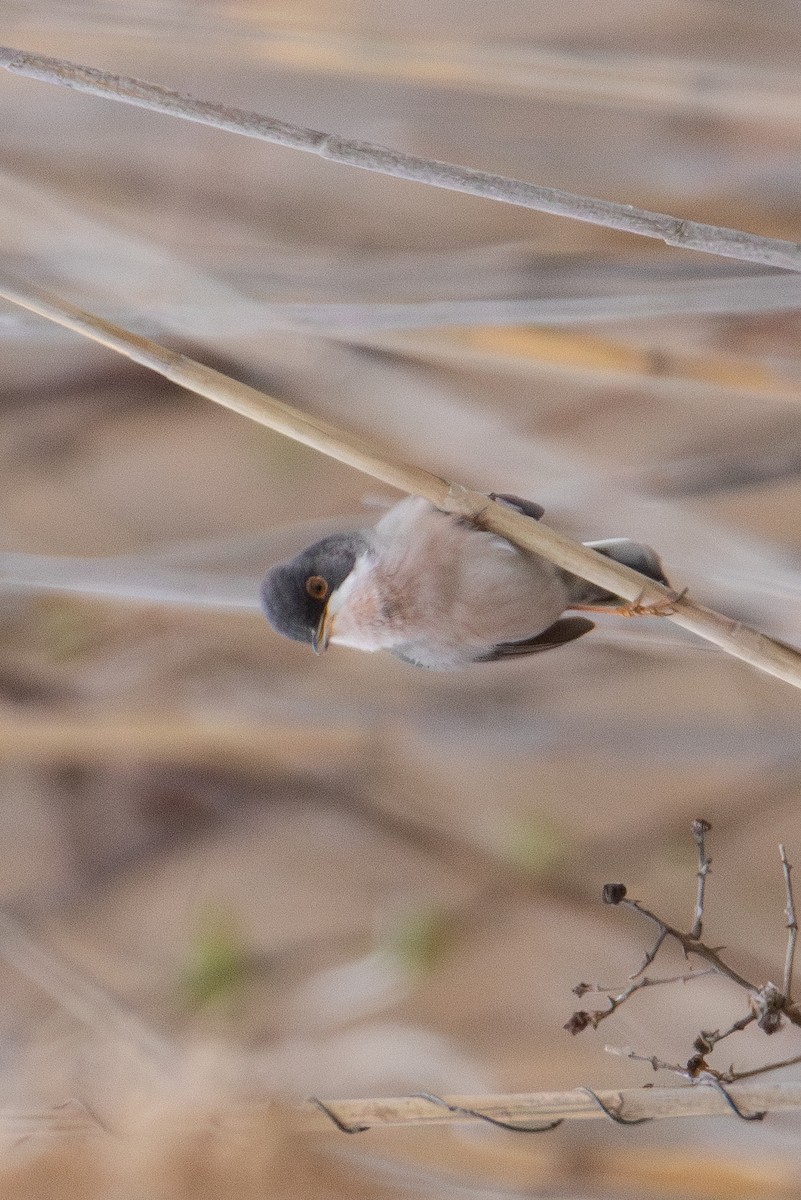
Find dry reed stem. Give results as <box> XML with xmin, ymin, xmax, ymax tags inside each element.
<box><xmin>5</xmin><ymin>1080</ymin><xmax>801</xmax><ymax>1132</ymax></box>
<box><xmin>1</xmin><ymin>273</ymin><xmax>801</xmax><ymax>689</ymax></box>
<box><xmin>0</xmin><ymin>715</ymin><xmax>369</xmax><ymax>770</ymax></box>
<box><xmin>1</xmin><ymin>1111</ymin><xmax>799</xmax><ymax>1200</ymax></box>
<box><xmin>300</xmin><ymin>1081</ymin><xmax>801</xmax><ymax>1126</ymax></box>
<box><xmin>384</xmin><ymin>325</ymin><xmax>801</xmax><ymax>402</ymax></box>
<box><xmin>2</xmin><ymin>46</ymin><xmax>801</xmax><ymax>271</ymax></box>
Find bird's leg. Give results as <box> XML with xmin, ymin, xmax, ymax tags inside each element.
<box><xmin>575</xmin><ymin>587</ymin><xmax>688</xmax><ymax>618</ymax></box>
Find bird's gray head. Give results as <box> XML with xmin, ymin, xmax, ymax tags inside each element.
<box><xmin>260</xmin><ymin>533</ymin><xmax>366</xmax><ymax>652</ymax></box>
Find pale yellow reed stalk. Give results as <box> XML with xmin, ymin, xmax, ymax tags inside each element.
<box><xmin>6</xmin><ymin>1081</ymin><xmax>801</xmax><ymax>1132</ymax></box>
<box><xmin>0</xmin><ymin>715</ymin><xmax>369</xmax><ymax>770</ymax></box>
<box><xmin>298</xmin><ymin>1080</ymin><xmax>801</xmax><ymax>1128</ymax></box>
<box><xmin>1</xmin><ymin>273</ymin><xmax>800</xmax><ymax>688</ymax></box>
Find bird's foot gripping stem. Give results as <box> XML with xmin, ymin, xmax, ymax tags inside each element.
<box><xmin>619</xmin><ymin>586</ymin><xmax>688</xmax><ymax>617</ymax></box>
<box><xmin>578</xmin><ymin>587</ymin><xmax>688</xmax><ymax>618</ymax></box>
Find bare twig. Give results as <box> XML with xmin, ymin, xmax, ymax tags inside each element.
<box><xmin>781</xmin><ymin>843</ymin><xmax>798</xmax><ymax>1003</ymax></box>
<box><xmin>3</xmin><ymin>47</ymin><xmax>801</xmax><ymax>272</ymax></box>
<box><xmin>617</xmin><ymin>896</ymin><xmax>767</xmax><ymax>998</ymax></box>
<box><xmin>691</xmin><ymin>818</ymin><xmax>713</xmax><ymax>940</ymax></box>
<box><xmin>579</xmin><ymin>826</ymin><xmax>801</xmax><ymax>1089</ymax></box>
<box><xmin>630</xmin><ymin>928</ymin><xmax>667</xmax><ymax>978</ymax></box>
<box><xmin>570</xmin><ymin>970</ymin><xmax>713</xmax><ymax>1030</ymax></box>
<box><xmin>724</xmin><ymin>1051</ymin><xmax>801</xmax><ymax>1083</ymax></box>
<box><xmin>616</xmin><ymin>897</ymin><xmax>797</xmax><ymax>1035</ymax></box>
<box><xmin>607</xmin><ymin>1045</ymin><xmax>766</xmax><ymax>1120</ymax></box>
<box><xmin>607</xmin><ymin>1046</ymin><xmax>691</xmax><ymax>1076</ymax></box>
<box><xmin>696</xmin><ymin>1013</ymin><xmax>757</xmax><ymax>1055</ymax></box>
<box><xmin>610</xmin><ymin>1036</ymin><xmax>801</xmax><ymax>1098</ymax></box>
<box><xmin>1</xmin><ymin>278</ymin><xmax>801</xmax><ymax>692</ymax></box>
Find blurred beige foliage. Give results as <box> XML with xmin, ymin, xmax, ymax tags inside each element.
<box><xmin>3</xmin><ymin>0</ymin><xmax>801</xmax><ymax>1195</ymax></box>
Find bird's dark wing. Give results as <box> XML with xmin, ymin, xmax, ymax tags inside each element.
<box><xmin>489</xmin><ymin>493</ymin><xmax>545</xmax><ymax>521</ymax></box>
<box><xmin>477</xmin><ymin>616</ymin><xmax>595</xmax><ymax>662</ymax></box>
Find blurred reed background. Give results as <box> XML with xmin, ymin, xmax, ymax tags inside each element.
<box><xmin>3</xmin><ymin>1</ymin><xmax>801</xmax><ymax>1195</ymax></box>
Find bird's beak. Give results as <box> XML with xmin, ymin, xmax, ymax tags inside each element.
<box><xmin>312</xmin><ymin>604</ymin><xmax>333</xmax><ymax>655</ymax></box>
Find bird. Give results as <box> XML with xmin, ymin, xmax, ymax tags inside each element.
<box><xmin>259</xmin><ymin>493</ymin><xmax>671</xmax><ymax>670</ymax></box>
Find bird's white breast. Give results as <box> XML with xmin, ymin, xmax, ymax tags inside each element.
<box><xmin>330</xmin><ymin>498</ymin><xmax>571</xmax><ymax>668</ymax></box>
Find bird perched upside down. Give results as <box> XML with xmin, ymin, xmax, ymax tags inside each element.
<box><xmin>260</xmin><ymin>494</ymin><xmax>670</xmax><ymax>670</ymax></box>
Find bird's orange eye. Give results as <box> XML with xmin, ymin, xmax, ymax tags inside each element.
<box><xmin>305</xmin><ymin>575</ymin><xmax>328</xmax><ymax>601</ymax></box>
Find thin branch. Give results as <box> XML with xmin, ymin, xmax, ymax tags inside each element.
<box><xmin>725</xmin><ymin>1051</ymin><xmax>801</xmax><ymax>1083</ymax></box>
<box><xmin>620</xmin><ymin>898</ymin><xmax>766</xmax><ymax>998</ymax></box>
<box><xmin>575</xmin><ymin>970</ymin><xmax>713</xmax><ymax>999</ymax></box>
<box><xmin>609</xmin><ymin>1036</ymin><xmax>801</xmax><ymax>1092</ymax></box>
<box><xmin>606</xmin><ymin>1045</ymin><xmax>691</xmax><ymax>1077</ymax></box>
<box><xmin>781</xmin><ymin>843</ymin><xmax>798</xmax><ymax>1003</ymax></box>
<box><xmin>697</xmin><ymin>1012</ymin><xmax>757</xmax><ymax>1054</ymax></box>
<box><xmin>598</xmin><ymin>850</ymin><xmax>773</xmax><ymax>1001</ymax></box>
<box><xmin>3</xmin><ymin>47</ymin><xmax>801</xmax><ymax>271</ymax></box>
<box><xmin>691</xmin><ymin>817</ymin><xmax>712</xmax><ymax>940</ymax></box>
<box><xmin>572</xmin><ymin>970</ymin><xmax>714</xmax><ymax>1029</ymax></box>
<box><xmin>585</xmin><ymin>828</ymin><xmax>801</xmax><ymax>1090</ymax></box>
<box><xmin>1</xmin><ymin>277</ymin><xmax>801</xmax><ymax>691</ymax></box>
<box><xmin>629</xmin><ymin>928</ymin><xmax>667</xmax><ymax>979</ymax></box>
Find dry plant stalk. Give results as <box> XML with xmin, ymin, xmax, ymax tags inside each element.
<box><xmin>0</xmin><ymin>714</ymin><xmax>369</xmax><ymax>771</ymax></box>
<box><xmin>2</xmin><ymin>46</ymin><xmax>801</xmax><ymax>271</ymax></box>
<box><xmin>296</xmin><ymin>1079</ymin><xmax>801</xmax><ymax>1128</ymax></box>
<box><xmin>1</xmin><ymin>274</ymin><xmax>800</xmax><ymax>690</ymax></box>
<box><xmin>566</xmin><ymin>821</ymin><xmax>801</xmax><ymax>1120</ymax></box>
<box><xmin>8</xmin><ymin>1080</ymin><xmax>801</xmax><ymax>1135</ymax></box>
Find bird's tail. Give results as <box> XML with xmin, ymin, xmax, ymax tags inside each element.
<box><xmin>569</xmin><ymin>538</ymin><xmax>670</xmax><ymax>606</ymax></box>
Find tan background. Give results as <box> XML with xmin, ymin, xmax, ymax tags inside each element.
<box><xmin>2</xmin><ymin>2</ymin><xmax>801</xmax><ymax>1195</ymax></box>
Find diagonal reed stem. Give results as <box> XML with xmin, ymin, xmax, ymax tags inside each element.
<box><xmin>2</xmin><ymin>46</ymin><xmax>801</xmax><ymax>272</ymax></box>
<box><xmin>1</xmin><ymin>272</ymin><xmax>801</xmax><ymax>688</ymax></box>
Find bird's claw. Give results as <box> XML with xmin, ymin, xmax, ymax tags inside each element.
<box><xmin>616</xmin><ymin>586</ymin><xmax>688</xmax><ymax>618</ymax></box>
